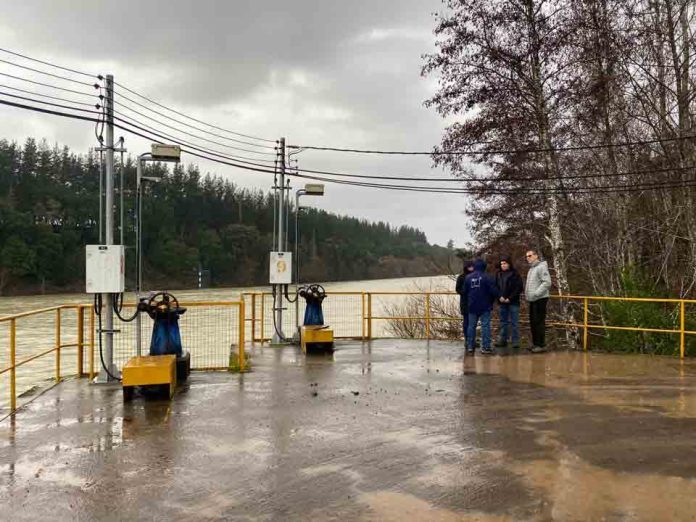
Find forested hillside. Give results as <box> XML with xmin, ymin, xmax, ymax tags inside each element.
<box><xmin>0</xmin><ymin>138</ymin><xmax>449</xmax><ymax>295</ymax></box>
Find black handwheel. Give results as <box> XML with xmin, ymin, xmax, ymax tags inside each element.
<box><xmin>147</xmin><ymin>292</ymin><xmax>180</xmax><ymax>314</ymax></box>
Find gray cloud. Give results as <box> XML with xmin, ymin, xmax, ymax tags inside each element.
<box><xmin>0</xmin><ymin>0</ymin><xmax>473</xmax><ymax>248</ymax></box>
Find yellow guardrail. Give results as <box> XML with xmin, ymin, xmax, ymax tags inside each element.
<box><xmin>243</xmin><ymin>291</ymin><xmax>696</xmax><ymax>358</ymax></box>
<box><xmin>1</xmin><ymin>299</ymin><xmax>246</xmax><ymax>416</ymax></box>
<box><xmin>4</xmin><ymin>291</ymin><xmax>695</xmax><ymax>416</ymax></box>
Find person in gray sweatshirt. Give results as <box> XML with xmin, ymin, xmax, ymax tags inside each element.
<box><xmin>524</xmin><ymin>249</ymin><xmax>552</xmax><ymax>353</ymax></box>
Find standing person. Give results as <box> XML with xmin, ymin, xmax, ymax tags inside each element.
<box><xmin>524</xmin><ymin>249</ymin><xmax>552</xmax><ymax>353</ymax></box>
<box><xmin>463</xmin><ymin>258</ymin><xmax>498</xmax><ymax>355</ymax></box>
<box><xmin>455</xmin><ymin>260</ymin><xmax>475</xmax><ymax>345</ymax></box>
<box><xmin>495</xmin><ymin>255</ymin><xmax>523</xmax><ymax>350</ymax></box>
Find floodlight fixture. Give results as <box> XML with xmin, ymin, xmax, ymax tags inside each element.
<box><xmin>303</xmin><ymin>183</ymin><xmax>325</xmax><ymax>196</ymax></box>
<box><xmin>151</xmin><ymin>144</ymin><xmax>181</xmax><ymax>162</ymax></box>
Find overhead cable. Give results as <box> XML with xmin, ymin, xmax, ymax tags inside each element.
<box><xmin>0</xmin><ymin>47</ymin><xmax>98</xmax><ymax>78</ymax></box>
<box><xmin>5</xmin><ymin>97</ymin><xmax>696</xmax><ymax>197</ymax></box>
<box><xmin>291</xmin><ymin>133</ymin><xmax>696</xmax><ymax>157</ymax></box>
<box><xmin>112</xmin><ymin>105</ymin><xmax>278</xmax><ymax>161</ymax></box>
<box><xmin>0</xmin><ymin>90</ymin><xmax>100</xmax><ymax>114</ymax></box>
<box><xmin>0</xmin><ymin>71</ymin><xmax>98</xmax><ymax>98</ymax></box>
<box><xmin>112</xmin><ymin>112</ymin><xmax>278</xmax><ymax>165</ymax></box>
<box><xmin>113</xmin><ymin>80</ymin><xmax>277</xmax><ymax>144</ymax></box>
<box><xmin>0</xmin><ymin>57</ymin><xmax>98</xmax><ymax>87</ymax></box>
<box><xmin>0</xmin><ymin>82</ymin><xmax>97</xmax><ymax>107</ymax></box>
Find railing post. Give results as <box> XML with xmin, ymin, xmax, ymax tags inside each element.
<box><xmin>55</xmin><ymin>308</ymin><xmax>62</xmax><ymax>383</ymax></box>
<box><xmin>425</xmin><ymin>293</ymin><xmax>431</xmax><ymax>340</ymax></box>
<box><xmin>260</xmin><ymin>293</ymin><xmax>265</xmax><ymax>345</ymax></box>
<box><xmin>251</xmin><ymin>293</ymin><xmax>257</xmax><ymax>343</ymax></box>
<box><xmin>361</xmin><ymin>292</ymin><xmax>366</xmax><ymax>341</ymax></box>
<box><xmin>239</xmin><ymin>298</ymin><xmax>246</xmax><ymax>370</ymax></box>
<box><xmin>583</xmin><ymin>298</ymin><xmax>589</xmax><ymax>351</ymax></box>
<box><xmin>10</xmin><ymin>318</ymin><xmax>16</xmax><ymax>412</ymax></box>
<box><xmin>77</xmin><ymin>306</ymin><xmax>84</xmax><ymax>377</ymax></box>
<box><xmin>680</xmin><ymin>300</ymin><xmax>685</xmax><ymax>359</ymax></box>
<box><xmin>367</xmin><ymin>293</ymin><xmax>373</xmax><ymax>340</ymax></box>
<box><xmin>89</xmin><ymin>306</ymin><xmax>95</xmax><ymax>381</ymax></box>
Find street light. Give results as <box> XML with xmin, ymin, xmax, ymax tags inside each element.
<box><xmin>294</xmin><ymin>183</ymin><xmax>325</xmax><ymax>337</ymax></box>
<box><xmin>135</xmin><ymin>144</ymin><xmax>181</xmax><ymax>354</ymax></box>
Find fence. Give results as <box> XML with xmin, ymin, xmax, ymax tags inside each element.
<box><xmin>244</xmin><ymin>291</ymin><xmax>696</xmax><ymax>357</ymax></box>
<box><xmin>4</xmin><ymin>291</ymin><xmax>696</xmax><ymax>417</ymax></box>
<box><xmin>1</xmin><ymin>300</ymin><xmax>245</xmax><ymax>416</ymax></box>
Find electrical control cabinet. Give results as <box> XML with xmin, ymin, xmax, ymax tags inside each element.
<box><xmin>269</xmin><ymin>252</ymin><xmax>292</xmax><ymax>284</ymax></box>
<box><xmin>85</xmin><ymin>245</ymin><xmax>125</xmax><ymax>293</ymax></box>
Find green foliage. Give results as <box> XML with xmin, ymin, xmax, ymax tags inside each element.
<box><xmin>0</xmin><ymin>137</ymin><xmax>448</xmax><ymax>294</ymax></box>
<box><xmin>591</xmin><ymin>266</ymin><xmax>694</xmax><ymax>355</ymax></box>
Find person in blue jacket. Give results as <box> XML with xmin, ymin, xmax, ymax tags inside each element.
<box><xmin>463</xmin><ymin>258</ymin><xmax>499</xmax><ymax>355</ymax></box>
<box><xmin>455</xmin><ymin>260</ymin><xmax>475</xmax><ymax>344</ymax></box>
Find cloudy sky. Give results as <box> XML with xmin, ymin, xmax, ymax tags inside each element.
<box><xmin>0</xmin><ymin>0</ymin><xmax>472</xmax><ymax>247</ymax></box>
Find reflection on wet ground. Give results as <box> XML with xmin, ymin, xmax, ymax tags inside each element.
<box><xmin>2</xmin><ymin>340</ymin><xmax>696</xmax><ymax>520</ymax></box>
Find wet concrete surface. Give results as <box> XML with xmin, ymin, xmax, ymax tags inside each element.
<box><xmin>2</xmin><ymin>341</ymin><xmax>696</xmax><ymax>521</ymax></box>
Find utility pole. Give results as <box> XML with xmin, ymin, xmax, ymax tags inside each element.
<box><xmin>272</xmin><ymin>137</ymin><xmax>286</xmax><ymax>343</ymax></box>
<box><xmin>98</xmin><ymin>75</ymin><xmax>117</xmax><ymax>382</ymax></box>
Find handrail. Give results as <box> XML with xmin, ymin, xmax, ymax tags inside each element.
<box><xmin>243</xmin><ymin>289</ymin><xmax>696</xmax><ymax>358</ymax></box>
<box><xmin>2</xmin><ymin>299</ymin><xmax>247</xmax><ymax>417</ymax></box>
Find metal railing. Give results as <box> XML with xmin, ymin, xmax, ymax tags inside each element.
<box><xmin>244</xmin><ymin>291</ymin><xmax>696</xmax><ymax>357</ymax></box>
<box><xmin>1</xmin><ymin>299</ymin><xmax>245</xmax><ymax>416</ymax></box>
<box><xmin>4</xmin><ymin>291</ymin><xmax>696</xmax><ymax>416</ymax></box>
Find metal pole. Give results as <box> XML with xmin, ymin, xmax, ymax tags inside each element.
<box><xmin>136</xmin><ymin>157</ymin><xmax>143</xmax><ymax>356</ymax></box>
<box><xmin>119</xmin><ymin>138</ymin><xmax>125</xmax><ymax>246</ymax></box>
<box><xmin>98</xmin><ymin>150</ymin><xmax>103</xmax><ymax>243</ymax></box>
<box><xmin>99</xmin><ymin>74</ymin><xmax>116</xmax><ymax>382</ymax></box>
<box><xmin>285</xmin><ymin>179</ymin><xmax>290</xmax><ymax>251</ymax></box>
<box><xmin>272</xmin><ymin>137</ymin><xmax>286</xmax><ymax>343</ymax></box>
<box><xmin>295</xmin><ymin>191</ymin><xmax>302</xmax><ymax>335</ymax></box>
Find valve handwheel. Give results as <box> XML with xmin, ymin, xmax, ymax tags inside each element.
<box><xmin>147</xmin><ymin>292</ymin><xmax>180</xmax><ymax>314</ymax></box>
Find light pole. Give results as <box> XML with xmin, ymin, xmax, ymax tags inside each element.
<box><xmin>135</xmin><ymin>144</ymin><xmax>181</xmax><ymax>355</ymax></box>
<box><xmin>294</xmin><ymin>184</ymin><xmax>325</xmax><ymax>336</ymax></box>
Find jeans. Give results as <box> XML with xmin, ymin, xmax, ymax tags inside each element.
<box><xmin>529</xmin><ymin>298</ymin><xmax>548</xmax><ymax>347</ymax></box>
<box><xmin>498</xmin><ymin>304</ymin><xmax>520</xmax><ymax>346</ymax></box>
<box><xmin>467</xmin><ymin>310</ymin><xmax>491</xmax><ymax>350</ymax></box>
<box><xmin>461</xmin><ymin>310</ymin><xmax>469</xmax><ymax>341</ymax></box>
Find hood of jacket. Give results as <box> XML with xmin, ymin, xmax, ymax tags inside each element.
<box><xmin>473</xmin><ymin>258</ymin><xmax>486</xmax><ymax>272</ymax></box>
<box><xmin>498</xmin><ymin>255</ymin><xmax>517</xmax><ymax>272</ymax></box>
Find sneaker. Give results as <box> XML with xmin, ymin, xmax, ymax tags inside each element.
<box><xmin>511</xmin><ymin>345</ymin><xmax>520</xmax><ymax>350</ymax></box>
<box><xmin>530</xmin><ymin>345</ymin><xmax>548</xmax><ymax>353</ymax></box>
<box><xmin>494</xmin><ymin>341</ymin><xmax>507</xmax><ymax>348</ymax></box>
<box><xmin>465</xmin><ymin>348</ymin><xmax>475</xmax><ymax>355</ymax></box>
<box><xmin>480</xmin><ymin>347</ymin><xmax>495</xmax><ymax>355</ymax></box>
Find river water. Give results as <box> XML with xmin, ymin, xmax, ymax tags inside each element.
<box><xmin>0</xmin><ymin>275</ymin><xmax>454</xmax><ymax>411</ymax></box>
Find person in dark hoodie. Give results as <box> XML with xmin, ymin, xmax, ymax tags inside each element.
<box><xmin>463</xmin><ymin>258</ymin><xmax>499</xmax><ymax>355</ymax></box>
<box><xmin>495</xmin><ymin>255</ymin><xmax>524</xmax><ymax>349</ymax></box>
<box><xmin>455</xmin><ymin>260</ymin><xmax>475</xmax><ymax>344</ymax></box>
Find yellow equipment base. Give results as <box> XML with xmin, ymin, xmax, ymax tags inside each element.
<box><xmin>301</xmin><ymin>325</ymin><xmax>334</xmax><ymax>354</ymax></box>
<box><xmin>122</xmin><ymin>355</ymin><xmax>176</xmax><ymax>399</ymax></box>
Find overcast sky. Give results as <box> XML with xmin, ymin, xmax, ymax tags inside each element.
<box><xmin>0</xmin><ymin>0</ymin><xmax>472</xmax><ymax>247</ymax></box>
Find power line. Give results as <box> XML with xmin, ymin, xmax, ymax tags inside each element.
<box><xmin>113</xmin><ymin>80</ymin><xmax>277</xmax><ymax>144</ymax></box>
<box><xmin>291</xmin><ymin>133</ymin><xmax>696</xmax><ymax>157</ymax></box>
<box><xmin>0</xmin><ymin>71</ymin><xmax>98</xmax><ymax>98</ymax></box>
<box><xmin>111</xmin><ymin>104</ymin><xmax>278</xmax><ymax>161</ymax></box>
<box><xmin>113</xmin><ymin>91</ymin><xmax>277</xmax><ymax>151</ymax></box>
<box><xmin>0</xmin><ymin>82</ymin><xmax>97</xmax><ymax>107</ymax></box>
<box><xmin>108</xmin><ymin>110</ymin><xmax>696</xmax><ymax>193</ymax></box>
<box><xmin>0</xmin><ymin>97</ymin><xmax>102</xmax><ymax>123</ymax></box>
<box><xmin>112</xmin><ymin>112</ymin><xmax>279</xmax><ymax>165</ymax></box>
<box><xmin>0</xmin><ymin>57</ymin><xmax>98</xmax><ymax>87</ymax></box>
<box><xmin>0</xmin><ymin>47</ymin><xmax>98</xmax><ymax>78</ymax></box>
<box><xmin>0</xmin><ymin>90</ymin><xmax>101</xmax><ymax>114</ymax></box>
<box><xmin>5</xmin><ymin>97</ymin><xmax>696</xmax><ymax>197</ymax></box>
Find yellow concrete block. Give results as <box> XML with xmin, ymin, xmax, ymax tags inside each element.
<box><xmin>301</xmin><ymin>326</ymin><xmax>334</xmax><ymax>353</ymax></box>
<box><xmin>122</xmin><ymin>355</ymin><xmax>176</xmax><ymax>398</ymax></box>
